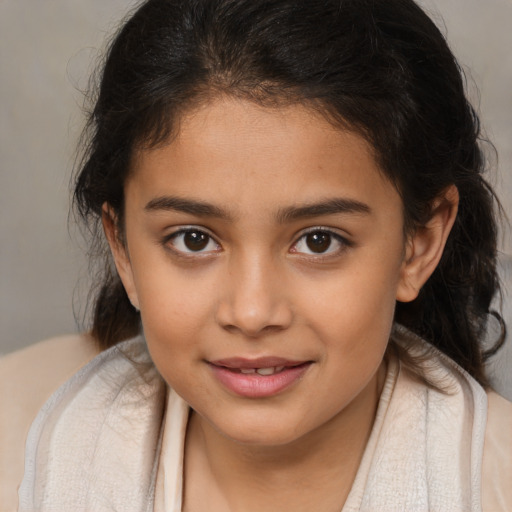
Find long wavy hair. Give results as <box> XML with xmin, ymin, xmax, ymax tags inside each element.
<box><xmin>74</xmin><ymin>0</ymin><xmax>504</xmax><ymax>385</ymax></box>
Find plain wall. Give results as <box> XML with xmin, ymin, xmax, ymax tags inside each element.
<box><xmin>1</xmin><ymin>0</ymin><xmax>511</xmax><ymax>355</ymax></box>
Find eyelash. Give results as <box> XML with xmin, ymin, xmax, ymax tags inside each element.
<box><xmin>162</xmin><ymin>226</ymin><xmax>352</xmax><ymax>259</ymax></box>
<box><xmin>290</xmin><ymin>227</ymin><xmax>352</xmax><ymax>258</ymax></box>
<box><xmin>163</xmin><ymin>227</ymin><xmax>221</xmax><ymax>257</ymax></box>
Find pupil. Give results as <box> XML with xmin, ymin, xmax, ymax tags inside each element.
<box><xmin>306</xmin><ymin>232</ymin><xmax>331</xmax><ymax>253</ymax></box>
<box><xmin>184</xmin><ymin>231</ymin><xmax>208</xmax><ymax>251</ymax></box>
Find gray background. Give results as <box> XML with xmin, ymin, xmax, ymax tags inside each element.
<box><xmin>1</xmin><ymin>0</ymin><xmax>511</xmax><ymax>355</ymax></box>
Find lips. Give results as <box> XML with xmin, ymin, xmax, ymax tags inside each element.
<box><xmin>209</xmin><ymin>357</ymin><xmax>312</xmax><ymax>398</ymax></box>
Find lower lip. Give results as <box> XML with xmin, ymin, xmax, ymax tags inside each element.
<box><xmin>209</xmin><ymin>363</ymin><xmax>311</xmax><ymax>398</ymax></box>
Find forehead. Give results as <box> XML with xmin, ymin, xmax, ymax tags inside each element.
<box><xmin>127</xmin><ymin>97</ymin><xmax>401</xmax><ymax>219</ymax></box>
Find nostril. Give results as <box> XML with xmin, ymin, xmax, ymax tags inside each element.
<box><xmin>220</xmin><ymin>322</ymin><xmax>287</xmax><ymax>338</ymax></box>
<box><xmin>222</xmin><ymin>324</ymin><xmax>238</xmax><ymax>334</ymax></box>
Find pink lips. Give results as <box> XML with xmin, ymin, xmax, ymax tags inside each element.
<box><xmin>209</xmin><ymin>357</ymin><xmax>312</xmax><ymax>398</ymax></box>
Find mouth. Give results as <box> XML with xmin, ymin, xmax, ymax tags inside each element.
<box><xmin>237</xmin><ymin>366</ymin><xmax>287</xmax><ymax>375</ymax></box>
<box><xmin>208</xmin><ymin>358</ymin><xmax>313</xmax><ymax>398</ymax></box>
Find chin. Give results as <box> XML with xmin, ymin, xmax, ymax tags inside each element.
<box><xmin>206</xmin><ymin>409</ymin><xmax>312</xmax><ymax>447</ymax></box>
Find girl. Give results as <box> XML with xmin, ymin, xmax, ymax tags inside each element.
<box><xmin>15</xmin><ymin>0</ymin><xmax>512</xmax><ymax>510</ymax></box>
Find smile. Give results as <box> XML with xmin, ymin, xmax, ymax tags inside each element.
<box><xmin>208</xmin><ymin>358</ymin><xmax>312</xmax><ymax>398</ymax></box>
<box><xmin>239</xmin><ymin>366</ymin><xmax>285</xmax><ymax>375</ymax></box>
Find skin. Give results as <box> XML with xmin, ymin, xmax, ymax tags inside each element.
<box><xmin>104</xmin><ymin>97</ymin><xmax>458</xmax><ymax>511</ymax></box>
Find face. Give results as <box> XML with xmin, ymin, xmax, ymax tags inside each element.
<box><xmin>111</xmin><ymin>97</ymin><xmax>414</xmax><ymax>446</ymax></box>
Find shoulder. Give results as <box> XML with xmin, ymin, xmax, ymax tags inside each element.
<box><xmin>393</xmin><ymin>326</ymin><xmax>512</xmax><ymax>510</ymax></box>
<box><xmin>0</xmin><ymin>334</ymin><xmax>101</xmax><ymax>512</ymax></box>
<box><xmin>16</xmin><ymin>336</ymin><xmax>166</xmax><ymax>511</ymax></box>
<box><xmin>0</xmin><ymin>334</ymin><xmax>101</xmax><ymax>414</ymax></box>
<box><xmin>482</xmin><ymin>390</ymin><xmax>512</xmax><ymax>511</ymax></box>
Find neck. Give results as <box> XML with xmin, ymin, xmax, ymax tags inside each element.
<box><xmin>183</xmin><ymin>363</ymin><xmax>386</xmax><ymax>512</ymax></box>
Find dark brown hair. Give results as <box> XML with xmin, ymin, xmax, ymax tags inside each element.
<box><xmin>74</xmin><ymin>0</ymin><xmax>504</xmax><ymax>384</ymax></box>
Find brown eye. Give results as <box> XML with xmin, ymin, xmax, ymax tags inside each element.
<box><xmin>168</xmin><ymin>229</ymin><xmax>220</xmax><ymax>254</ymax></box>
<box><xmin>305</xmin><ymin>232</ymin><xmax>332</xmax><ymax>253</ymax></box>
<box><xmin>183</xmin><ymin>231</ymin><xmax>209</xmax><ymax>251</ymax></box>
<box><xmin>292</xmin><ymin>229</ymin><xmax>348</xmax><ymax>256</ymax></box>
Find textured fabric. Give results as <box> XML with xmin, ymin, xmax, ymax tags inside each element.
<box><xmin>0</xmin><ymin>334</ymin><xmax>100</xmax><ymax>512</ymax></box>
<box><xmin>482</xmin><ymin>390</ymin><xmax>512</xmax><ymax>510</ymax></box>
<box><xmin>17</xmin><ymin>330</ymin><xmax>495</xmax><ymax>511</ymax></box>
<box><xmin>344</xmin><ymin>326</ymin><xmax>487</xmax><ymax>511</ymax></box>
<box><xmin>18</xmin><ymin>338</ymin><xmax>166</xmax><ymax>512</ymax></box>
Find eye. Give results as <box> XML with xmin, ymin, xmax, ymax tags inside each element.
<box><xmin>291</xmin><ymin>229</ymin><xmax>348</xmax><ymax>256</ymax></box>
<box><xmin>166</xmin><ymin>228</ymin><xmax>220</xmax><ymax>254</ymax></box>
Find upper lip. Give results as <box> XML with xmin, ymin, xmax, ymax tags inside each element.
<box><xmin>209</xmin><ymin>357</ymin><xmax>309</xmax><ymax>369</ymax></box>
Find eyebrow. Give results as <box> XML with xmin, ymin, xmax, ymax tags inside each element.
<box><xmin>276</xmin><ymin>198</ymin><xmax>371</xmax><ymax>223</ymax></box>
<box><xmin>144</xmin><ymin>196</ymin><xmax>232</xmax><ymax>220</ymax></box>
<box><xmin>144</xmin><ymin>195</ymin><xmax>371</xmax><ymax>222</ymax></box>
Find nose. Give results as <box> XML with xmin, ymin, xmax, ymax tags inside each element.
<box><xmin>215</xmin><ymin>252</ymin><xmax>293</xmax><ymax>338</ymax></box>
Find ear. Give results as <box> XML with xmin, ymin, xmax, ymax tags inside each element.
<box><xmin>396</xmin><ymin>185</ymin><xmax>459</xmax><ymax>303</ymax></box>
<box><xmin>101</xmin><ymin>203</ymin><xmax>140</xmax><ymax>310</ymax></box>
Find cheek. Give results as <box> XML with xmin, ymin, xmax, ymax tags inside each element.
<box><xmin>138</xmin><ymin>287</ymin><xmax>213</xmax><ymax>404</ymax></box>
<box><xmin>297</xmin><ymin>251</ymin><xmax>402</xmax><ymax>374</ymax></box>
<box><xmin>132</xmin><ymin>249</ymin><xmax>218</xmax><ymax>324</ymax></box>
<box><xmin>303</xmin><ymin>260</ymin><xmax>400</xmax><ymax>333</ymax></box>
<box><xmin>131</xmin><ymin>261</ymin><xmax>217</xmax><ymax>369</ymax></box>
<box><xmin>308</xmin><ymin>278</ymin><xmax>395</xmax><ymax>409</ymax></box>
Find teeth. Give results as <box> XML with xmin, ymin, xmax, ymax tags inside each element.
<box><xmin>237</xmin><ymin>366</ymin><xmax>287</xmax><ymax>375</ymax></box>
<box><xmin>256</xmin><ymin>367</ymin><xmax>276</xmax><ymax>376</ymax></box>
